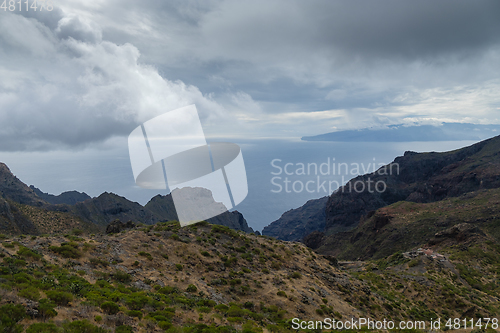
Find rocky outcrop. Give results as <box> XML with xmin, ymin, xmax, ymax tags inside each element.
<box><xmin>325</xmin><ymin>135</ymin><xmax>500</xmax><ymax>233</ymax></box>
<box><xmin>0</xmin><ymin>162</ymin><xmax>254</xmax><ymax>234</ymax></box>
<box><xmin>263</xmin><ymin>135</ymin><xmax>500</xmax><ymax>245</ymax></box>
<box><xmin>0</xmin><ymin>196</ymin><xmax>40</xmax><ymax>235</ymax></box>
<box><xmin>262</xmin><ymin>197</ymin><xmax>328</xmax><ymax>241</ymax></box>
<box><xmin>0</xmin><ymin>163</ymin><xmax>45</xmax><ymax>206</ymax></box>
<box><xmin>145</xmin><ymin>193</ymin><xmax>254</xmax><ymax>233</ymax></box>
<box><xmin>144</xmin><ymin>194</ymin><xmax>178</xmax><ymax>221</ymax></box>
<box><xmin>207</xmin><ymin>210</ymin><xmax>254</xmax><ymax>233</ymax></box>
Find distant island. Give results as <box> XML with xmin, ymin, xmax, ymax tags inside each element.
<box><xmin>302</xmin><ymin>122</ymin><xmax>500</xmax><ymax>142</ymax></box>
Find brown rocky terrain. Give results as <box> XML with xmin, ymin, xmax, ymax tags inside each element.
<box><xmin>263</xmin><ymin>135</ymin><xmax>500</xmax><ymax>248</ymax></box>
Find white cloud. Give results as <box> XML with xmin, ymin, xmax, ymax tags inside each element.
<box><xmin>0</xmin><ymin>10</ymin><xmax>250</xmax><ymax>151</ymax></box>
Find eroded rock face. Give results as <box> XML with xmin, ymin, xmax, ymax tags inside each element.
<box><xmin>324</xmin><ymin>135</ymin><xmax>500</xmax><ymax>234</ymax></box>
<box><xmin>262</xmin><ymin>197</ymin><xmax>327</xmax><ymax>241</ymax></box>
<box><xmin>146</xmin><ymin>192</ymin><xmax>254</xmax><ymax>233</ymax></box>
<box><xmin>0</xmin><ymin>163</ymin><xmax>45</xmax><ymax>206</ymax></box>
<box><xmin>264</xmin><ymin>136</ymin><xmax>500</xmax><ymax>242</ymax></box>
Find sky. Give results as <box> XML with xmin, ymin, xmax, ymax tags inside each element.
<box><xmin>1</xmin><ymin>0</ymin><xmax>500</xmax><ymax>151</ymax></box>
<box><xmin>1</xmin><ymin>1</ymin><xmax>500</xmax><ymax>228</ymax></box>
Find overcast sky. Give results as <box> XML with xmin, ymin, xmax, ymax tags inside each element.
<box><xmin>1</xmin><ymin>0</ymin><xmax>500</xmax><ymax>151</ymax></box>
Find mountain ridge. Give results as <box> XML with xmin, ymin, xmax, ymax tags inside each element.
<box><xmin>302</xmin><ymin>122</ymin><xmax>500</xmax><ymax>142</ymax></box>
<box><xmin>263</xmin><ymin>135</ymin><xmax>500</xmax><ymax>245</ymax></box>
<box><xmin>0</xmin><ymin>163</ymin><xmax>254</xmax><ymax>235</ymax></box>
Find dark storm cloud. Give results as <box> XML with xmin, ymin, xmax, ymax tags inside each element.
<box><xmin>1</xmin><ymin>0</ymin><xmax>499</xmax><ymax>151</ymax></box>
<box><xmin>304</xmin><ymin>1</ymin><xmax>500</xmax><ymax>60</ymax></box>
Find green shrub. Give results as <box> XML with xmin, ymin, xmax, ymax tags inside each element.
<box><xmin>214</xmin><ymin>304</ymin><xmax>229</xmax><ymax>312</ymax></box>
<box><xmin>13</xmin><ymin>272</ymin><xmax>32</xmax><ymax>284</ymax></box>
<box><xmin>49</xmin><ymin>243</ymin><xmax>82</xmax><ymax>258</ymax></box>
<box><xmin>38</xmin><ymin>299</ymin><xmax>58</xmax><ymax>319</ymax></box>
<box><xmin>46</xmin><ymin>290</ymin><xmax>73</xmax><ymax>306</ymax></box>
<box><xmin>290</xmin><ymin>272</ymin><xmax>302</xmax><ymax>279</ymax></box>
<box><xmin>0</xmin><ymin>304</ymin><xmax>26</xmax><ymax>333</ymax></box>
<box><xmin>186</xmin><ymin>284</ymin><xmax>198</xmax><ymax>293</ymax></box>
<box><xmin>276</xmin><ymin>291</ymin><xmax>287</xmax><ymax>297</ymax></box>
<box><xmin>27</xmin><ymin>322</ymin><xmax>60</xmax><ymax>333</ymax></box>
<box><xmin>198</xmin><ymin>306</ymin><xmax>211</xmax><ymax>313</ymax></box>
<box><xmin>113</xmin><ymin>270</ymin><xmax>132</xmax><ymax>283</ymax></box>
<box><xmin>89</xmin><ymin>258</ymin><xmax>108</xmax><ymax>267</ymax></box>
<box><xmin>101</xmin><ymin>301</ymin><xmax>120</xmax><ymax>315</ymax></box>
<box><xmin>230</xmin><ymin>279</ymin><xmax>242</xmax><ymax>286</ymax></box>
<box><xmin>175</xmin><ymin>264</ymin><xmax>183</xmax><ymax>271</ymax></box>
<box><xmin>17</xmin><ymin>246</ymin><xmax>42</xmax><ymax>260</ymax></box>
<box><xmin>125</xmin><ymin>293</ymin><xmax>149</xmax><ymax>310</ymax></box>
<box><xmin>115</xmin><ymin>326</ymin><xmax>134</xmax><ymax>333</ymax></box>
<box><xmin>18</xmin><ymin>286</ymin><xmax>41</xmax><ymax>301</ymax></box>
<box><xmin>126</xmin><ymin>310</ymin><xmax>143</xmax><ymax>319</ymax></box>
<box><xmin>243</xmin><ymin>301</ymin><xmax>254</xmax><ymax>309</ymax></box>
<box><xmin>200</xmin><ymin>250</ymin><xmax>211</xmax><ymax>257</ymax></box>
<box><xmin>227</xmin><ymin>305</ymin><xmax>245</xmax><ymax>317</ymax></box>
<box><xmin>158</xmin><ymin>321</ymin><xmax>172</xmax><ymax>330</ymax></box>
<box><xmin>138</xmin><ymin>251</ymin><xmax>153</xmax><ymax>261</ymax></box>
<box><xmin>62</xmin><ymin>320</ymin><xmax>108</xmax><ymax>333</ymax></box>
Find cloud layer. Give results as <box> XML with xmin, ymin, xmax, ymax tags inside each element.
<box><xmin>1</xmin><ymin>0</ymin><xmax>500</xmax><ymax>150</ymax></box>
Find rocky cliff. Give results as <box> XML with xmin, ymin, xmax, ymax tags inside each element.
<box><xmin>145</xmin><ymin>193</ymin><xmax>254</xmax><ymax>233</ymax></box>
<box><xmin>262</xmin><ymin>135</ymin><xmax>500</xmax><ymax>244</ymax></box>
<box><xmin>0</xmin><ymin>162</ymin><xmax>254</xmax><ymax>234</ymax></box>
<box><xmin>262</xmin><ymin>196</ymin><xmax>327</xmax><ymax>241</ymax></box>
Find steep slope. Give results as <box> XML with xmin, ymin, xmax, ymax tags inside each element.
<box><xmin>264</xmin><ymin>135</ymin><xmax>500</xmax><ymax>242</ymax></box>
<box><xmin>145</xmin><ymin>194</ymin><xmax>255</xmax><ymax>233</ymax></box>
<box><xmin>314</xmin><ymin>187</ymin><xmax>500</xmax><ymax>260</ymax></box>
<box><xmin>325</xmin><ymin>135</ymin><xmax>500</xmax><ymax>234</ymax></box>
<box><xmin>2</xmin><ymin>220</ymin><xmax>500</xmax><ymax>332</ymax></box>
<box><xmin>29</xmin><ymin>185</ymin><xmax>91</xmax><ymax>205</ymax></box>
<box><xmin>0</xmin><ymin>223</ymin><xmax>364</xmax><ymax>332</ymax></box>
<box><xmin>67</xmin><ymin>192</ymin><xmax>162</xmax><ymax>227</ymax></box>
<box><xmin>0</xmin><ymin>163</ymin><xmax>45</xmax><ymax>206</ymax></box>
<box><xmin>262</xmin><ymin>197</ymin><xmax>328</xmax><ymax>241</ymax></box>
<box><xmin>0</xmin><ymin>197</ymin><xmax>40</xmax><ymax>234</ymax></box>
<box><xmin>0</xmin><ymin>162</ymin><xmax>255</xmax><ymax>235</ymax></box>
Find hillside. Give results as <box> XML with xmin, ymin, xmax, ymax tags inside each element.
<box><xmin>2</xmin><ymin>220</ymin><xmax>500</xmax><ymax>332</ymax></box>
<box><xmin>0</xmin><ymin>163</ymin><xmax>254</xmax><ymax>235</ymax></box>
<box><xmin>0</xmin><ymin>223</ymin><xmax>362</xmax><ymax>332</ymax></box>
<box><xmin>145</xmin><ymin>195</ymin><xmax>254</xmax><ymax>233</ymax></box>
<box><xmin>262</xmin><ymin>197</ymin><xmax>327</xmax><ymax>241</ymax></box>
<box><xmin>264</xmin><ymin>135</ymin><xmax>500</xmax><ymax>243</ymax></box>
<box><xmin>312</xmin><ymin>187</ymin><xmax>500</xmax><ymax>260</ymax></box>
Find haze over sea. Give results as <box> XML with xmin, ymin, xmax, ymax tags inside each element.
<box><xmin>0</xmin><ymin>139</ymin><xmax>478</xmax><ymax>232</ymax></box>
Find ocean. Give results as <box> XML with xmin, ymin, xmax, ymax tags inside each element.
<box><xmin>0</xmin><ymin>139</ymin><xmax>478</xmax><ymax>232</ymax></box>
